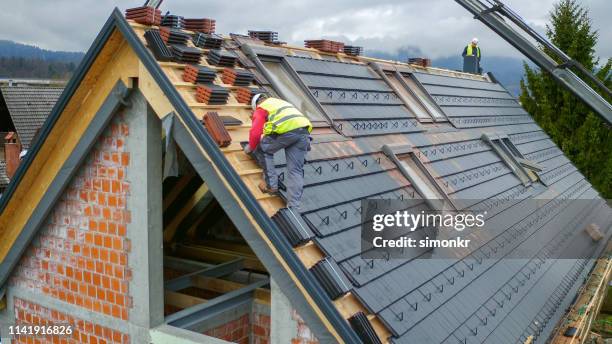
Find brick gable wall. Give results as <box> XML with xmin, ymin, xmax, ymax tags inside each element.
<box><xmin>8</xmin><ymin>111</ymin><xmax>132</xmax><ymax>343</ymax></box>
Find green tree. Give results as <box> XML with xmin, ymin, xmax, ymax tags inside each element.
<box><xmin>520</xmin><ymin>0</ymin><xmax>612</xmax><ymax>198</ymax></box>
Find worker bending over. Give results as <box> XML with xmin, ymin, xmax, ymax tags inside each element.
<box><xmin>243</xmin><ymin>94</ymin><xmax>312</xmax><ymax>209</ymax></box>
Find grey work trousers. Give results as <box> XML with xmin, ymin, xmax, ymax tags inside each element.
<box><xmin>253</xmin><ymin>127</ymin><xmax>310</xmax><ymax>208</ymax></box>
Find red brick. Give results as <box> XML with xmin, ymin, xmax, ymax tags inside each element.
<box><xmin>9</xmin><ymin>114</ymin><xmax>133</xmax><ymax>324</ymax></box>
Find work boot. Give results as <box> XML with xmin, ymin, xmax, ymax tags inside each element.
<box><xmin>258</xmin><ymin>181</ymin><xmax>278</xmax><ymax>194</ymax></box>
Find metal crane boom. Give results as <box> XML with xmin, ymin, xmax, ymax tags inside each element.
<box><xmin>454</xmin><ymin>0</ymin><xmax>612</xmax><ymax>124</ymax></box>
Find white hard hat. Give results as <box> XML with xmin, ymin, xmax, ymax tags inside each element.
<box><xmin>19</xmin><ymin>150</ymin><xmax>27</xmax><ymax>160</ymax></box>
<box><xmin>251</xmin><ymin>93</ymin><xmax>265</xmax><ymax>111</ymax></box>
<box><xmin>472</xmin><ymin>37</ymin><xmax>479</xmax><ymax>44</ymax></box>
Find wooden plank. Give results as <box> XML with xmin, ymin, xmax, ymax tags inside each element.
<box><xmin>163</xmin><ymin>171</ymin><xmax>196</xmax><ymax>211</ymax></box>
<box><xmin>189</xmin><ymin>275</ymin><xmax>270</xmax><ymax>304</ymax></box>
<box><xmin>165</xmin><ymin>290</ymin><xmax>207</xmax><ymax>309</ymax></box>
<box><xmin>187</xmin><ymin>103</ymin><xmax>252</xmax><ymax>110</ymax></box>
<box><xmin>163</xmin><ymin>183</ymin><xmax>210</xmax><ymax>242</ymax></box>
<box><xmin>238</xmin><ymin>168</ymin><xmax>263</xmax><ymax>176</ymax></box>
<box><xmin>173</xmin><ymin>82</ymin><xmax>259</xmax><ymax>91</ymax></box>
<box><xmin>294</xmin><ymin>242</ymin><xmax>325</xmax><ymax>269</ymax></box>
<box><xmin>254</xmin><ymin>289</ymin><xmax>271</xmax><ymax>305</ymax></box>
<box><xmin>175</xmin><ymin>244</ymin><xmax>266</xmax><ymax>272</ymax></box>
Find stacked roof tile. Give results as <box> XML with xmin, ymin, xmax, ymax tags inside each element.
<box><xmin>248</xmin><ymin>30</ymin><xmax>279</xmax><ymax>44</ymax></box>
<box><xmin>125</xmin><ymin>6</ymin><xmax>161</xmax><ymax>26</ymax></box>
<box><xmin>170</xmin><ymin>45</ymin><xmax>203</xmax><ymax>64</ymax></box>
<box><xmin>408</xmin><ymin>57</ymin><xmax>432</xmax><ymax>67</ymax></box>
<box><xmin>195</xmin><ymin>84</ymin><xmax>230</xmax><ymax>105</ymax></box>
<box><xmin>221</xmin><ymin>68</ymin><xmax>254</xmax><ymax>86</ymax></box>
<box><xmin>143</xmin><ymin>30</ymin><xmax>174</xmax><ymax>61</ymax></box>
<box><xmin>305</xmin><ymin>39</ymin><xmax>345</xmax><ymax>53</ymax></box>
<box><xmin>159</xmin><ymin>27</ymin><xmax>191</xmax><ymax>45</ymax></box>
<box><xmin>192</xmin><ymin>33</ymin><xmax>223</xmax><ymax>50</ymax></box>
<box><xmin>235</xmin><ymin>87</ymin><xmax>254</xmax><ymax>104</ymax></box>
<box><xmin>184</xmin><ymin>18</ymin><xmax>216</xmax><ymax>33</ymax></box>
<box><xmin>207</xmin><ymin>49</ymin><xmax>238</xmax><ymax>67</ymax></box>
<box><xmin>160</xmin><ymin>14</ymin><xmax>184</xmax><ymax>28</ymax></box>
<box><xmin>343</xmin><ymin>45</ymin><xmax>363</xmax><ymax>56</ymax></box>
<box><xmin>182</xmin><ymin>65</ymin><xmax>217</xmax><ymax>84</ymax></box>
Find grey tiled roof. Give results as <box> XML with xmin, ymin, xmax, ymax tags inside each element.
<box><xmin>238</xmin><ymin>54</ymin><xmax>611</xmax><ymax>343</ymax></box>
<box><xmin>0</xmin><ymin>85</ymin><xmax>63</xmax><ymax>149</ymax></box>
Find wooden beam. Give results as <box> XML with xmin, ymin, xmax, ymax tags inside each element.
<box><xmin>163</xmin><ymin>171</ymin><xmax>196</xmax><ymax>211</ymax></box>
<box><xmin>190</xmin><ymin>275</ymin><xmax>270</xmax><ymax>304</ymax></box>
<box><xmin>254</xmin><ymin>289</ymin><xmax>271</xmax><ymax>305</ymax></box>
<box><xmin>163</xmin><ymin>183</ymin><xmax>210</xmax><ymax>242</ymax></box>
<box><xmin>175</xmin><ymin>244</ymin><xmax>265</xmax><ymax>272</ymax></box>
<box><xmin>165</xmin><ymin>290</ymin><xmax>207</xmax><ymax>309</ymax></box>
<box><xmin>294</xmin><ymin>241</ymin><xmax>326</xmax><ymax>269</ymax></box>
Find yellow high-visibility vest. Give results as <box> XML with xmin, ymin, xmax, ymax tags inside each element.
<box><xmin>466</xmin><ymin>44</ymin><xmax>481</xmax><ymax>58</ymax></box>
<box><xmin>259</xmin><ymin>98</ymin><xmax>312</xmax><ymax>135</ymax></box>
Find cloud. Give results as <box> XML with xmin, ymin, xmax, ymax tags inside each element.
<box><xmin>0</xmin><ymin>0</ymin><xmax>609</xmax><ymax>60</ymax></box>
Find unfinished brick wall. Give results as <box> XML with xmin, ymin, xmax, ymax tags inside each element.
<box><xmin>199</xmin><ymin>303</ymin><xmax>271</xmax><ymax>344</ymax></box>
<box><xmin>251</xmin><ymin>310</ymin><xmax>271</xmax><ymax>344</ymax></box>
<box><xmin>8</xmin><ymin>112</ymin><xmax>133</xmax><ymax>341</ymax></box>
<box><xmin>203</xmin><ymin>313</ymin><xmax>250</xmax><ymax>344</ymax></box>
<box><xmin>13</xmin><ymin>298</ymin><xmax>129</xmax><ymax>343</ymax></box>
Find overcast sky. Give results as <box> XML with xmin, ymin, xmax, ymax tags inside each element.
<box><xmin>1</xmin><ymin>0</ymin><xmax>610</xmax><ymax>60</ymax></box>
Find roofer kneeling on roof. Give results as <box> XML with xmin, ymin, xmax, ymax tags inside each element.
<box><xmin>243</xmin><ymin>94</ymin><xmax>312</xmax><ymax>209</ymax></box>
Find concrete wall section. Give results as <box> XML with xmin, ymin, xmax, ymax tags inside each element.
<box><xmin>271</xmin><ymin>280</ymin><xmax>319</xmax><ymax>344</ymax></box>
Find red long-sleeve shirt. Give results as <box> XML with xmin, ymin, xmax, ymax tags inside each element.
<box><xmin>248</xmin><ymin>107</ymin><xmax>268</xmax><ymax>150</ymax></box>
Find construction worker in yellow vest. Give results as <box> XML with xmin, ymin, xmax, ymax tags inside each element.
<box><xmin>462</xmin><ymin>37</ymin><xmax>481</xmax><ymax>62</ymax></box>
<box><xmin>243</xmin><ymin>94</ymin><xmax>312</xmax><ymax>209</ymax></box>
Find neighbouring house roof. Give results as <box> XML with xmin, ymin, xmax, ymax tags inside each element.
<box><xmin>0</xmin><ymin>85</ymin><xmax>64</xmax><ymax>149</ymax></box>
<box><xmin>0</xmin><ymin>8</ymin><xmax>609</xmax><ymax>344</ymax></box>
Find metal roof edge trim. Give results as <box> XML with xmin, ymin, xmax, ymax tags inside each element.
<box><xmin>112</xmin><ymin>10</ymin><xmax>361</xmax><ymax>343</ymax></box>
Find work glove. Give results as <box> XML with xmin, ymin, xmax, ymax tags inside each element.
<box><xmin>243</xmin><ymin>144</ymin><xmax>253</xmax><ymax>155</ymax></box>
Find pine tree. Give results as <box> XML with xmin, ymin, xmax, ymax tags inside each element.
<box><xmin>520</xmin><ymin>0</ymin><xmax>612</xmax><ymax>198</ymax></box>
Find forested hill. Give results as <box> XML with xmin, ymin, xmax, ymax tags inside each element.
<box><xmin>0</xmin><ymin>40</ymin><xmax>84</xmax><ymax>80</ymax></box>
<box><xmin>0</xmin><ymin>40</ymin><xmax>83</xmax><ymax>62</ymax></box>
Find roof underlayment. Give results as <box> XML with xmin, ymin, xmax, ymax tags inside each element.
<box><xmin>0</xmin><ymin>8</ymin><xmax>610</xmax><ymax>344</ymax></box>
